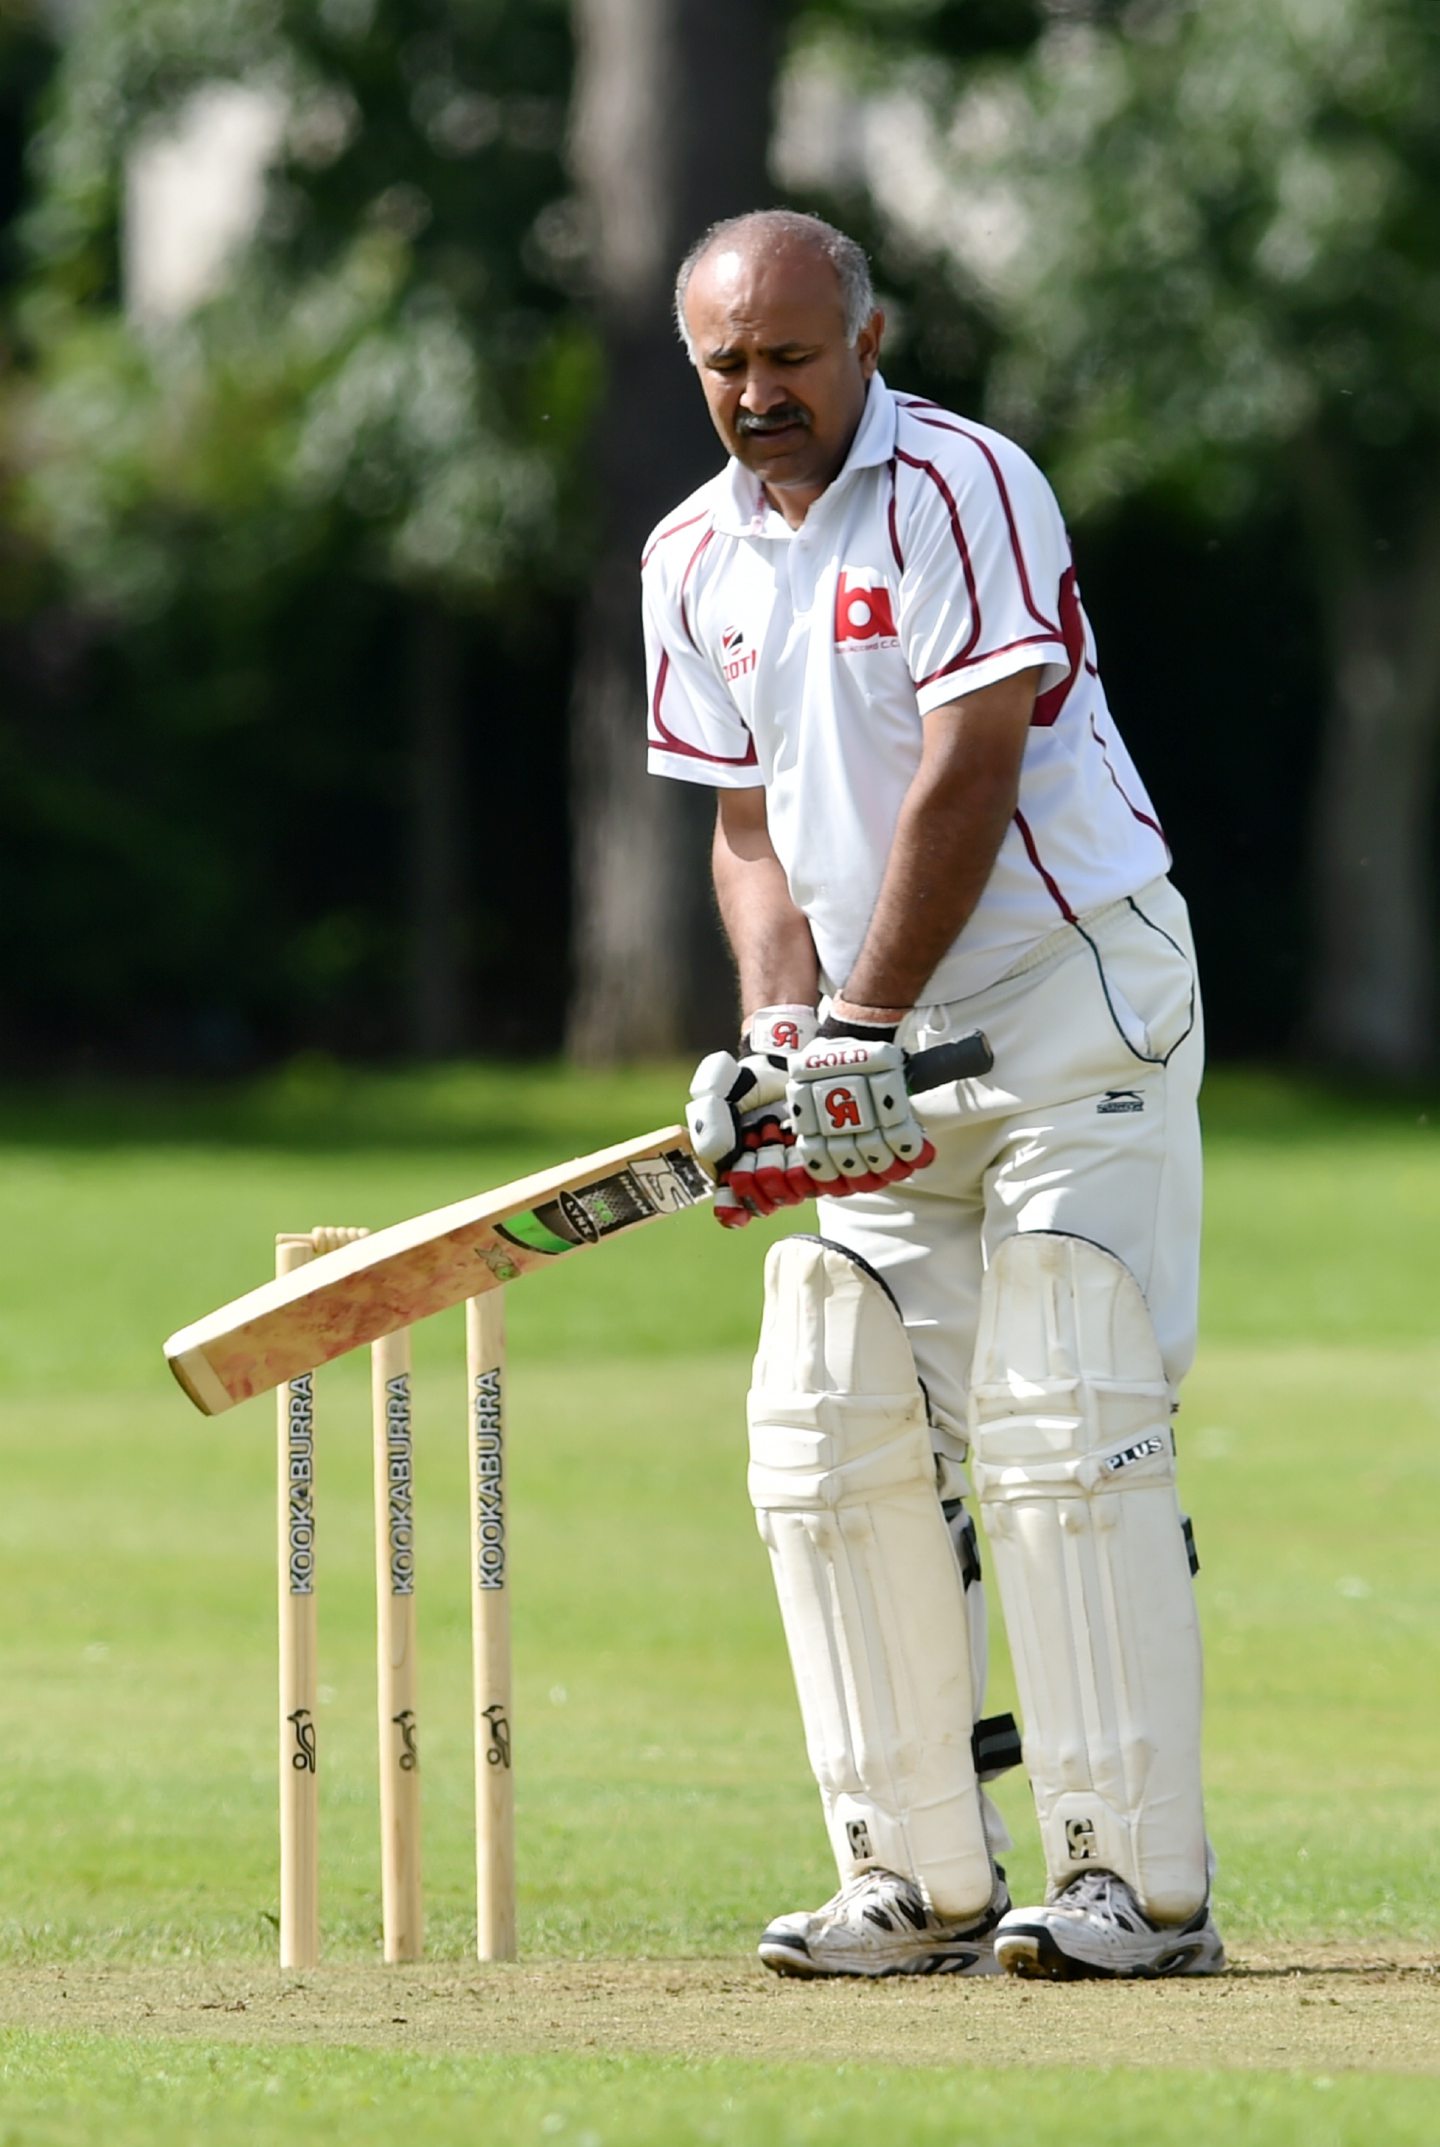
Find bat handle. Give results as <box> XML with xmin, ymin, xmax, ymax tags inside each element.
<box><xmin>905</xmin><ymin>1030</ymin><xmax>994</xmax><ymax>1092</ymax></box>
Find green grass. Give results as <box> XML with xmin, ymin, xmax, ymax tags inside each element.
<box><xmin>4</xmin><ymin>2035</ymin><xmax>1437</xmax><ymax>2147</ymax></box>
<box><xmin>0</xmin><ymin>1061</ymin><xmax>1435</xmax><ymax>2141</ymax></box>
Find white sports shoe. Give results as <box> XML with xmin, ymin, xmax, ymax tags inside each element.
<box><xmin>994</xmin><ymin>1870</ymin><xmax>1226</xmax><ymax>1980</ymax></box>
<box><xmin>758</xmin><ymin>1868</ymin><xmax>1010</xmax><ymax>1979</ymax></box>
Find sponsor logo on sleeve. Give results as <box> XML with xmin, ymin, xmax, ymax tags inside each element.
<box><xmin>720</xmin><ymin>624</ymin><xmax>756</xmax><ymax>681</ymax></box>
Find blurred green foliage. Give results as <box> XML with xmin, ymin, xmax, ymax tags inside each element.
<box><xmin>14</xmin><ymin>0</ymin><xmax>586</xmax><ymax>607</ymax></box>
<box><xmin>841</xmin><ymin>0</ymin><xmax>1440</xmax><ymax>523</ymax></box>
<box><xmin>2</xmin><ymin>0</ymin><xmax>586</xmax><ymax>1066</ymax></box>
<box><xmin>1</xmin><ymin>0</ymin><xmax>1436</xmax><ymax>1071</ymax></box>
<box><xmin>793</xmin><ymin>0</ymin><xmax>1440</xmax><ymax>1073</ymax></box>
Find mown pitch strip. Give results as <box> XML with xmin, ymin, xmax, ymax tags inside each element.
<box><xmin>0</xmin><ymin>1954</ymin><xmax>1435</xmax><ymax>2074</ymax></box>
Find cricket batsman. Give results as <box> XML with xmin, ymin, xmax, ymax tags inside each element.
<box><xmin>643</xmin><ymin>209</ymin><xmax>1224</xmax><ymax>1980</ymax></box>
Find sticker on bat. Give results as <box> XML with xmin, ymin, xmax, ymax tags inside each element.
<box><xmin>629</xmin><ymin>1154</ymin><xmax>709</xmax><ymax>1213</ymax></box>
<box><xmin>474</xmin><ymin>1242</ymin><xmax>522</xmax><ymax>1283</ymax></box>
<box><xmin>495</xmin><ymin>1150</ymin><xmax>709</xmax><ymax>1256</ymax></box>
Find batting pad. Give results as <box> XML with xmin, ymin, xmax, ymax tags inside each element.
<box><xmin>969</xmin><ymin>1232</ymin><xmax>1208</xmax><ymax>1922</ymax></box>
<box><xmin>748</xmin><ymin>1236</ymin><xmax>995</xmax><ymax>1920</ymax></box>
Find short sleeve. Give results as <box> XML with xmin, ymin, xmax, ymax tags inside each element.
<box><xmin>895</xmin><ymin>425</ymin><xmax>1072</xmax><ymax>717</ymax></box>
<box><xmin>643</xmin><ymin>560</ymin><xmax>761</xmax><ymax>788</ymax></box>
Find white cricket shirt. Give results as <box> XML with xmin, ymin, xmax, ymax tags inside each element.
<box><xmin>642</xmin><ymin>375</ymin><xmax>1170</xmax><ymax>1002</ymax></box>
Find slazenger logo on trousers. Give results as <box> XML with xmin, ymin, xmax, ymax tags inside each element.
<box><xmin>834</xmin><ymin>569</ymin><xmax>899</xmax><ymax>650</ymax></box>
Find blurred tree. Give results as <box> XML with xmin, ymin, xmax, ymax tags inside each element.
<box><xmin>564</xmin><ymin>0</ymin><xmax>1074</xmax><ymax>1058</ymax></box>
<box><xmin>564</xmin><ymin>0</ymin><xmax>785</xmax><ymax>1060</ymax></box>
<box><xmin>788</xmin><ymin>0</ymin><xmax>1440</xmax><ymax>1074</ymax></box>
<box><xmin>6</xmin><ymin>0</ymin><xmax>583</xmax><ymax>1063</ymax></box>
<box><xmin>12</xmin><ymin>0</ymin><xmax>1427</xmax><ymax>1075</ymax></box>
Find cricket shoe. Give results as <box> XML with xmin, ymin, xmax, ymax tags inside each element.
<box><xmin>993</xmin><ymin>1870</ymin><xmax>1226</xmax><ymax>1981</ymax></box>
<box><xmin>758</xmin><ymin>1867</ymin><xmax>1010</xmax><ymax>1979</ymax></box>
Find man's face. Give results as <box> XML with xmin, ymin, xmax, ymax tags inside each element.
<box><xmin>682</xmin><ymin>240</ymin><xmax>883</xmax><ymax>512</ymax></box>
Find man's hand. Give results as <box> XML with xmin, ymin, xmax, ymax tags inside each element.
<box><xmin>685</xmin><ymin>1006</ymin><xmax>818</xmax><ymax>1228</ymax></box>
<box><xmin>786</xmin><ymin>1037</ymin><xmax>936</xmax><ymax>1198</ymax></box>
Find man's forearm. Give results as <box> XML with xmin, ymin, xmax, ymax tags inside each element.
<box><xmin>712</xmin><ymin>814</ymin><xmax>819</xmax><ymax>1025</ymax></box>
<box><xmin>837</xmin><ymin>675</ymin><xmax>1036</xmax><ymax>1022</ymax></box>
<box><xmin>838</xmin><ymin>768</ymin><xmax>1017</xmax><ymax>1018</ymax></box>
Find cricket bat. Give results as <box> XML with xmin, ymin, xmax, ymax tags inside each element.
<box><xmin>164</xmin><ymin>1032</ymin><xmax>992</xmax><ymax>1417</ymax></box>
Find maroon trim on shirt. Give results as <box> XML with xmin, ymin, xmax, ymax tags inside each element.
<box><xmin>920</xmin><ymin>631</ymin><xmax>1064</xmax><ymax>696</ymax></box>
<box><xmin>648</xmin><ymin>650</ymin><xmax>758</xmax><ymax>768</ymax></box>
<box><xmin>894</xmin><ymin>448</ymin><xmax>982</xmax><ymax>671</ymax></box>
<box><xmin>1088</xmin><ymin>712</ymin><xmax>1168</xmax><ymax>852</ymax></box>
<box><xmin>641</xmin><ymin>508</ymin><xmax>710</xmax><ymax>570</ymax></box>
<box><xmin>1014</xmin><ymin>809</ymin><xmax>1078</xmax><ymax>923</ymax></box>
<box><xmin>678</xmin><ymin>525</ymin><xmax>715</xmax><ymax>651</ymax></box>
<box><xmin>1032</xmin><ymin>565</ymin><xmax>1085</xmax><ymax>728</ymax></box>
<box><xmin>886</xmin><ymin>460</ymin><xmax>905</xmax><ymax>573</ymax></box>
<box><xmin>896</xmin><ymin>400</ymin><xmax>1062</xmax><ymax>640</ymax></box>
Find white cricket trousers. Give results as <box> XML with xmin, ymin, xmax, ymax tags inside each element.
<box><xmin>817</xmin><ymin>875</ymin><xmax>1204</xmax><ymax>1475</ymax></box>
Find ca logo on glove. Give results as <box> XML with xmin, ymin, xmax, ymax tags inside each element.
<box><xmin>825</xmin><ymin>1086</ymin><xmax>863</xmax><ymax>1129</ymax></box>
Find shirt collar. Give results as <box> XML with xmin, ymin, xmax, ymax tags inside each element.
<box><xmin>712</xmin><ymin>373</ymin><xmax>898</xmax><ymax>537</ymax></box>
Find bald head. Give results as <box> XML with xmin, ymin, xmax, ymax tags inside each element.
<box><xmin>674</xmin><ymin>211</ymin><xmax>876</xmax><ymax>361</ymax></box>
<box><xmin>674</xmin><ymin>210</ymin><xmax>884</xmax><ymax>528</ymax></box>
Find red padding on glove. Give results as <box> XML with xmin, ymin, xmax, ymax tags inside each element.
<box><xmin>780</xmin><ymin>1139</ymin><xmax>938</xmax><ymax>1203</ymax></box>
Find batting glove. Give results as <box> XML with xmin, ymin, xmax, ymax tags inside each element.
<box><xmin>785</xmin><ymin>1035</ymin><xmax>936</xmax><ymax>1199</ymax></box>
<box><xmin>685</xmin><ymin>1005</ymin><xmax>818</xmax><ymax>1228</ymax></box>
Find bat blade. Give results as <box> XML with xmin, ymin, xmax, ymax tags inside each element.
<box><xmin>164</xmin><ymin>1127</ymin><xmax>710</xmax><ymax>1415</ymax></box>
<box><xmin>162</xmin><ymin>1031</ymin><xmax>993</xmax><ymax>1420</ymax></box>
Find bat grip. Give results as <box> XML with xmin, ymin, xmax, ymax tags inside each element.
<box><xmin>905</xmin><ymin>1031</ymin><xmax>994</xmax><ymax>1092</ymax></box>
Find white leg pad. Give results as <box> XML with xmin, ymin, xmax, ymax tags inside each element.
<box><xmin>969</xmin><ymin>1232</ymin><xmax>1208</xmax><ymax>1922</ymax></box>
<box><xmin>748</xmin><ymin>1236</ymin><xmax>995</xmax><ymax>1920</ymax></box>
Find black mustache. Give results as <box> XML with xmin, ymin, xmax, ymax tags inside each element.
<box><xmin>737</xmin><ymin>408</ymin><xmax>810</xmax><ymax>434</ymax></box>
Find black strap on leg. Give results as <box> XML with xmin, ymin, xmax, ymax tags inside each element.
<box><xmin>972</xmin><ymin>1712</ymin><xmax>1022</xmax><ymax>1781</ymax></box>
<box><xmin>943</xmin><ymin>1499</ymin><xmax>983</xmax><ymax>1588</ymax></box>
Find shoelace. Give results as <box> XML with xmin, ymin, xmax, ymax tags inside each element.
<box><xmin>828</xmin><ymin>1869</ymin><xmax>926</xmax><ymax>1919</ymax></box>
<box><xmin>1057</xmin><ymin>1869</ymin><xmax>1131</xmax><ymax>1915</ymax></box>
